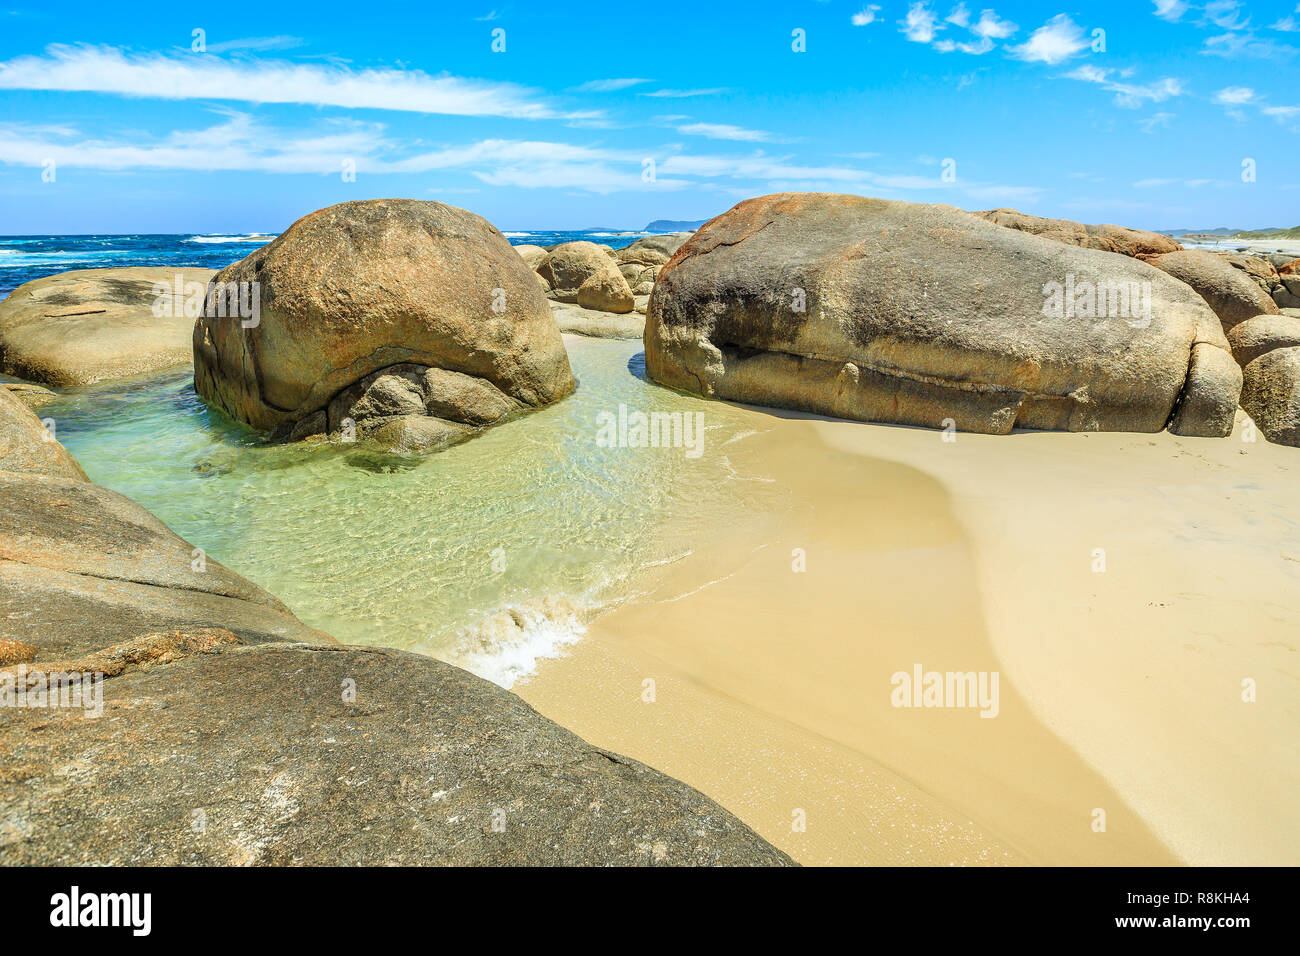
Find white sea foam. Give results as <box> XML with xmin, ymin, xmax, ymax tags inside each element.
<box><xmin>503</xmin><ymin>231</ymin><xmax>531</xmax><ymax>238</ymax></box>
<box><xmin>449</xmin><ymin>595</ymin><xmax>588</xmax><ymax>689</ymax></box>
<box><xmin>185</xmin><ymin>234</ymin><xmax>277</xmax><ymax>244</ymax></box>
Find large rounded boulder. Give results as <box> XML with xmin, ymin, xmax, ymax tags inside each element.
<box><xmin>0</xmin><ymin>267</ymin><xmax>216</xmax><ymax>386</ymax></box>
<box><xmin>536</xmin><ymin>241</ymin><xmax>633</xmax><ymax>311</ymax></box>
<box><xmin>193</xmin><ymin>200</ymin><xmax>574</xmax><ymax>439</ymax></box>
<box><xmin>646</xmin><ymin>193</ymin><xmax>1240</xmax><ymax>437</ymax></box>
<box><xmin>1146</xmin><ymin>249</ymin><xmax>1280</xmax><ymax>330</ymax></box>
<box><xmin>1227</xmin><ymin>314</ymin><xmax>1300</xmax><ymax>368</ymax></box>
<box><xmin>1240</xmin><ymin>347</ymin><xmax>1300</xmax><ymax>447</ymax></box>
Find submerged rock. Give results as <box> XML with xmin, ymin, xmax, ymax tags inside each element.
<box><xmin>193</xmin><ymin>200</ymin><xmax>574</xmax><ymax>444</ymax></box>
<box><xmin>0</xmin><ymin>267</ymin><xmax>216</xmax><ymax>386</ymax></box>
<box><xmin>646</xmin><ymin>192</ymin><xmax>1239</xmax><ymax>437</ymax></box>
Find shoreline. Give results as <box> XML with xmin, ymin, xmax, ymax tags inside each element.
<box><xmin>516</xmin><ymin>401</ymin><xmax>1298</xmax><ymax>866</ymax></box>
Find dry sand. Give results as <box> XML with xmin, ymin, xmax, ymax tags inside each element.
<box><xmin>516</xmin><ymin>405</ymin><xmax>1299</xmax><ymax>866</ymax></box>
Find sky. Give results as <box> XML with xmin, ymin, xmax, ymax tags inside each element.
<box><xmin>0</xmin><ymin>0</ymin><xmax>1298</xmax><ymax>234</ymax></box>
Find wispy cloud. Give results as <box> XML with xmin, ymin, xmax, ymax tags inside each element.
<box><xmin>1274</xmin><ymin>5</ymin><xmax>1300</xmax><ymax>32</ymax></box>
<box><xmin>0</xmin><ymin>116</ymin><xmax>1035</xmax><ymax>204</ymax></box>
<box><xmin>673</xmin><ymin>122</ymin><xmax>774</xmax><ymax>142</ymax></box>
<box><xmin>570</xmin><ymin>77</ymin><xmax>651</xmax><ymax>93</ymax></box>
<box><xmin>1066</xmin><ymin>66</ymin><xmax>1184</xmax><ymax>108</ymax></box>
<box><xmin>204</xmin><ymin>36</ymin><xmax>303</xmax><ymax>54</ymax></box>
<box><xmin>1138</xmin><ymin>112</ymin><xmax>1175</xmax><ymax>133</ymax></box>
<box><xmin>0</xmin><ymin>44</ymin><xmax>591</xmax><ymax>120</ymax></box>
<box><xmin>641</xmin><ymin>88</ymin><xmax>729</xmax><ymax>98</ymax></box>
<box><xmin>1152</xmin><ymin>0</ymin><xmax>1188</xmax><ymax>22</ymax></box>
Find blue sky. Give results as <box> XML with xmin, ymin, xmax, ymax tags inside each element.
<box><xmin>1</xmin><ymin>0</ymin><xmax>1298</xmax><ymax>233</ymax></box>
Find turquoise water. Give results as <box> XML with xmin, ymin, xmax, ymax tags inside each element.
<box><xmin>45</xmin><ymin>337</ymin><xmax>788</xmax><ymax>686</ymax></box>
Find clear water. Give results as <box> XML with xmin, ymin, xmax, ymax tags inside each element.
<box><xmin>43</xmin><ymin>338</ymin><xmax>787</xmax><ymax>686</ymax></box>
<box><xmin>6</xmin><ymin>231</ymin><xmax>747</xmax><ymax>686</ymax></box>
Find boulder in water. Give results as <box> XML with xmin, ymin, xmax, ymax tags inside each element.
<box><xmin>193</xmin><ymin>200</ymin><xmax>574</xmax><ymax>445</ymax></box>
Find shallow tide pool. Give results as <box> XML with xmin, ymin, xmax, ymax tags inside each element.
<box><xmin>45</xmin><ymin>336</ymin><xmax>789</xmax><ymax>686</ymax></box>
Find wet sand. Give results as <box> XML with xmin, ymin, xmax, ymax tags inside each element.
<box><xmin>516</xmin><ymin>404</ymin><xmax>1299</xmax><ymax>866</ymax></box>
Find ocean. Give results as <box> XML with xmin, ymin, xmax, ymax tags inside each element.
<box><xmin>0</xmin><ymin>231</ymin><xmax>653</xmax><ymax>298</ymax></box>
<box><xmin>3</xmin><ymin>232</ymin><xmax>785</xmax><ymax>688</ymax></box>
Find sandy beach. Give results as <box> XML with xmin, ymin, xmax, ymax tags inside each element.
<box><xmin>517</xmin><ymin>400</ymin><xmax>1299</xmax><ymax>866</ymax></box>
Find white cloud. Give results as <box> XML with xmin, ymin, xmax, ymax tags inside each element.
<box><xmin>1065</xmin><ymin>66</ymin><xmax>1184</xmax><ymax>108</ymax></box>
<box><xmin>674</xmin><ymin>122</ymin><xmax>773</xmax><ymax>142</ymax></box>
<box><xmin>1152</xmin><ymin>0</ymin><xmax>1188</xmax><ymax>22</ymax></box>
<box><xmin>972</xmin><ymin>9</ymin><xmax>1017</xmax><ymax>39</ymax></box>
<box><xmin>1202</xmin><ymin>30</ymin><xmax>1297</xmax><ymax>57</ymax></box>
<box><xmin>852</xmin><ymin>5</ymin><xmax>882</xmax><ymax>26</ymax></box>
<box><xmin>1213</xmin><ymin>85</ymin><xmax>1256</xmax><ymax>104</ymax></box>
<box><xmin>935</xmin><ymin>37</ymin><xmax>995</xmax><ymax>55</ymax></box>
<box><xmin>1138</xmin><ymin>112</ymin><xmax>1175</xmax><ymax>133</ymax></box>
<box><xmin>571</xmin><ymin>77</ymin><xmax>652</xmax><ymax>92</ymax></box>
<box><xmin>900</xmin><ymin>3</ymin><xmax>940</xmax><ymax>42</ymax></box>
<box><xmin>0</xmin><ymin>44</ymin><xmax>587</xmax><ymax>120</ymax></box>
<box><xmin>640</xmin><ymin>88</ymin><xmax>729</xmax><ymax>98</ymax></box>
<box><xmin>1202</xmin><ymin>0</ymin><xmax>1249</xmax><ymax>30</ymax></box>
<box><xmin>901</xmin><ymin>3</ymin><xmax>1015</xmax><ymax>53</ymax></box>
<box><xmin>204</xmin><ymin>36</ymin><xmax>303</xmax><ymax>54</ymax></box>
<box><xmin>1009</xmin><ymin>14</ymin><xmax>1091</xmax><ymax>64</ymax></box>
<box><xmin>1274</xmin><ymin>5</ymin><xmax>1300</xmax><ymax>31</ymax></box>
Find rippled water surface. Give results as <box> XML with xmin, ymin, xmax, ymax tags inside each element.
<box><xmin>45</xmin><ymin>337</ymin><xmax>788</xmax><ymax>685</ymax></box>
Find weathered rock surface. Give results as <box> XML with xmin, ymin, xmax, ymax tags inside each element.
<box><xmin>536</xmin><ymin>241</ymin><xmax>633</xmax><ymax>307</ymax></box>
<box><xmin>977</xmin><ymin>208</ymin><xmax>1181</xmax><ymax>258</ymax></box>
<box><xmin>0</xmin><ymin>393</ymin><xmax>791</xmax><ymax>866</ymax></box>
<box><xmin>615</xmin><ymin>233</ymin><xmax>693</xmax><ymax>268</ymax></box>
<box><xmin>0</xmin><ymin>386</ymin><xmax>85</xmax><ymax>481</ymax></box>
<box><xmin>513</xmin><ymin>243</ymin><xmax>549</xmax><ymax>270</ymax></box>
<box><xmin>0</xmin><ymin>471</ymin><xmax>327</xmax><ymax>657</ymax></box>
<box><xmin>1227</xmin><ymin>315</ymin><xmax>1300</xmax><ymax>368</ymax></box>
<box><xmin>194</xmin><ymin>200</ymin><xmax>574</xmax><ymax>438</ymax></box>
<box><xmin>1240</xmin><ymin>346</ymin><xmax>1300</xmax><ymax>447</ymax></box>
<box><xmin>1</xmin><ymin>640</ymin><xmax>794</xmax><ymax>865</ymax></box>
<box><xmin>289</xmin><ymin>360</ymin><xmax>525</xmax><ymax>450</ymax></box>
<box><xmin>550</xmin><ymin>301</ymin><xmax>645</xmax><ymax>339</ymax></box>
<box><xmin>1220</xmin><ymin>253</ymin><xmax>1280</xmax><ymax>296</ymax></box>
<box><xmin>1168</xmin><ymin>343</ymin><xmax>1243</xmax><ymax>438</ymax></box>
<box><xmin>0</xmin><ymin>267</ymin><xmax>216</xmax><ymax>386</ymax></box>
<box><xmin>647</xmin><ymin>193</ymin><xmax>1239</xmax><ymax>437</ymax></box>
<box><xmin>368</xmin><ymin>414</ymin><xmax>472</xmax><ymax>454</ymax></box>
<box><xmin>1146</xmin><ymin>250</ymin><xmax>1280</xmax><ymax>330</ymax></box>
<box><xmin>577</xmin><ymin>271</ymin><xmax>635</xmax><ymax>313</ymax></box>
<box><xmin>1</xmin><ymin>382</ymin><xmax>58</xmax><ymax>410</ymax></box>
